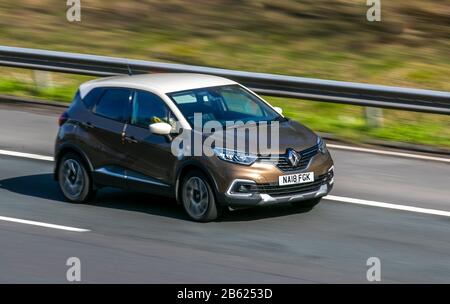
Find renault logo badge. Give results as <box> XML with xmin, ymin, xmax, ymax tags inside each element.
<box><xmin>287</xmin><ymin>149</ymin><xmax>300</xmax><ymax>167</ymax></box>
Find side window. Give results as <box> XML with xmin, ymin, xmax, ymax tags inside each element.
<box><xmin>83</xmin><ymin>87</ymin><xmax>104</xmax><ymax>109</ymax></box>
<box><xmin>93</xmin><ymin>88</ymin><xmax>131</xmax><ymax>122</ymax></box>
<box><xmin>68</xmin><ymin>90</ymin><xmax>81</xmax><ymax>111</ymax></box>
<box><xmin>131</xmin><ymin>91</ymin><xmax>174</xmax><ymax>128</ymax></box>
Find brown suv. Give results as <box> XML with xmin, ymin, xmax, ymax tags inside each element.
<box><xmin>54</xmin><ymin>73</ymin><xmax>334</xmax><ymax>221</ymax></box>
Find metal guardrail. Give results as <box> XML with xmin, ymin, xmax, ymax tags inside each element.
<box><xmin>0</xmin><ymin>46</ymin><xmax>449</xmax><ymax>115</ymax></box>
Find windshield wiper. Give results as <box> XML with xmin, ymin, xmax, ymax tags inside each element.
<box><xmin>272</xmin><ymin>116</ymin><xmax>287</xmax><ymax>122</ymax></box>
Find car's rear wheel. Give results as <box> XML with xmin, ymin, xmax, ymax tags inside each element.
<box><xmin>291</xmin><ymin>198</ymin><xmax>322</xmax><ymax>210</ymax></box>
<box><xmin>58</xmin><ymin>153</ymin><xmax>95</xmax><ymax>203</ymax></box>
<box><xmin>181</xmin><ymin>171</ymin><xmax>221</xmax><ymax>222</ymax></box>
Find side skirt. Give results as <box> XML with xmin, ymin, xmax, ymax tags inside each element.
<box><xmin>93</xmin><ymin>166</ymin><xmax>175</xmax><ymax>197</ymax></box>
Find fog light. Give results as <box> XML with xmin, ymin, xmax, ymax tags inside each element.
<box><xmin>327</xmin><ymin>166</ymin><xmax>335</xmax><ymax>185</ymax></box>
<box><xmin>232</xmin><ymin>182</ymin><xmax>258</xmax><ymax>194</ymax></box>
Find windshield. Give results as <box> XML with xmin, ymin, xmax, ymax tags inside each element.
<box><xmin>167</xmin><ymin>85</ymin><xmax>281</xmax><ymax>127</ymax></box>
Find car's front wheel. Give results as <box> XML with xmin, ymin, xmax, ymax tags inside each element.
<box><xmin>58</xmin><ymin>153</ymin><xmax>95</xmax><ymax>203</ymax></box>
<box><xmin>181</xmin><ymin>171</ymin><xmax>222</xmax><ymax>222</ymax></box>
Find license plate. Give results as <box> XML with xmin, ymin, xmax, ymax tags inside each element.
<box><xmin>278</xmin><ymin>172</ymin><xmax>314</xmax><ymax>186</ymax></box>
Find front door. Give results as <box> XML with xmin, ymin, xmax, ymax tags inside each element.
<box><xmin>123</xmin><ymin>90</ymin><xmax>178</xmax><ymax>195</ymax></box>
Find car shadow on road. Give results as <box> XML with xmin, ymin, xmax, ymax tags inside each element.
<box><xmin>0</xmin><ymin>173</ymin><xmax>66</xmax><ymax>201</ymax></box>
<box><xmin>0</xmin><ymin>173</ymin><xmax>313</xmax><ymax>222</ymax></box>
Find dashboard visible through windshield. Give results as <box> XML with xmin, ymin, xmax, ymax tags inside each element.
<box><xmin>167</xmin><ymin>85</ymin><xmax>281</xmax><ymax>127</ymax></box>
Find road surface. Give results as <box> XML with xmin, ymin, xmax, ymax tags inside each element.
<box><xmin>0</xmin><ymin>102</ymin><xmax>449</xmax><ymax>283</ymax></box>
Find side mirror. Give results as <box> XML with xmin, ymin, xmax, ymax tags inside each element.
<box><xmin>149</xmin><ymin>122</ymin><xmax>172</xmax><ymax>135</ymax></box>
<box><xmin>273</xmin><ymin>106</ymin><xmax>283</xmax><ymax>115</ymax></box>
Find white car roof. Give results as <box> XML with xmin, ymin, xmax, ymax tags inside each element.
<box><xmin>79</xmin><ymin>73</ymin><xmax>237</xmax><ymax>98</ymax></box>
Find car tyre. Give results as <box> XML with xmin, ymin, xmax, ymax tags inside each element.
<box><xmin>181</xmin><ymin>170</ymin><xmax>222</xmax><ymax>222</ymax></box>
<box><xmin>58</xmin><ymin>153</ymin><xmax>96</xmax><ymax>203</ymax></box>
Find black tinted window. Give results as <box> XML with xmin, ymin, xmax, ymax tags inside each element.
<box><xmin>94</xmin><ymin>88</ymin><xmax>131</xmax><ymax>122</ymax></box>
<box><xmin>131</xmin><ymin>91</ymin><xmax>171</xmax><ymax>128</ymax></box>
<box><xmin>69</xmin><ymin>90</ymin><xmax>81</xmax><ymax>109</ymax></box>
<box><xmin>83</xmin><ymin>87</ymin><xmax>104</xmax><ymax>109</ymax></box>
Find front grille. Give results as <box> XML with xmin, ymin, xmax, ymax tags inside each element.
<box><xmin>259</xmin><ymin>144</ymin><xmax>319</xmax><ymax>172</ymax></box>
<box><xmin>255</xmin><ymin>174</ymin><xmax>327</xmax><ymax>197</ymax></box>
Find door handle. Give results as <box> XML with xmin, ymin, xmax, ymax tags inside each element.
<box><xmin>124</xmin><ymin>136</ymin><xmax>138</xmax><ymax>144</ymax></box>
<box><xmin>82</xmin><ymin>122</ymin><xmax>95</xmax><ymax>129</ymax></box>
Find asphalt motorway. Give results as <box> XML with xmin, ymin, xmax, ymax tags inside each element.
<box><xmin>0</xmin><ymin>102</ymin><xmax>449</xmax><ymax>283</ymax></box>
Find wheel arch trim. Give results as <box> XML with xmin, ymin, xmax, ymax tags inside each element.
<box><xmin>54</xmin><ymin>143</ymin><xmax>94</xmax><ymax>181</ymax></box>
<box><xmin>174</xmin><ymin>160</ymin><xmax>220</xmax><ymax>204</ymax></box>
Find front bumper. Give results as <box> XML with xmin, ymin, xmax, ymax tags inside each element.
<box><xmin>219</xmin><ymin>166</ymin><xmax>334</xmax><ymax>207</ymax></box>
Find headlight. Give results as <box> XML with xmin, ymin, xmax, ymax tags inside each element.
<box><xmin>317</xmin><ymin>137</ymin><xmax>328</xmax><ymax>154</ymax></box>
<box><xmin>213</xmin><ymin>148</ymin><xmax>258</xmax><ymax>165</ymax></box>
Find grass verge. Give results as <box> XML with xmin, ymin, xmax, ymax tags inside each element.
<box><xmin>0</xmin><ymin>69</ymin><xmax>448</xmax><ymax>149</ymax></box>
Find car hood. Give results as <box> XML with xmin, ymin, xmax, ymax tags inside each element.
<box><xmin>196</xmin><ymin>119</ymin><xmax>318</xmax><ymax>155</ymax></box>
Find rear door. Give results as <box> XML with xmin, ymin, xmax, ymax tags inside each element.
<box><xmin>84</xmin><ymin>87</ymin><xmax>132</xmax><ymax>187</ymax></box>
<box><xmin>123</xmin><ymin>90</ymin><xmax>178</xmax><ymax>194</ymax></box>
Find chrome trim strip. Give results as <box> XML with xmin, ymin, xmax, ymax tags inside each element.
<box><xmin>259</xmin><ymin>184</ymin><xmax>329</xmax><ymax>203</ymax></box>
<box><xmin>95</xmin><ymin>167</ymin><xmax>169</xmax><ymax>187</ymax></box>
<box><xmin>328</xmin><ymin>165</ymin><xmax>335</xmax><ymax>185</ymax></box>
<box><xmin>127</xmin><ymin>174</ymin><xmax>169</xmax><ymax>187</ymax></box>
<box><xmin>95</xmin><ymin>167</ymin><xmax>125</xmax><ymax>179</ymax></box>
<box><xmin>226</xmin><ymin>174</ymin><xmax>331</xmax><ymax>201</ymax></box>
<box><xmin>226</xmin><ymin>179</ymin><xmax>256</xmax><ymax>197</ymax></box>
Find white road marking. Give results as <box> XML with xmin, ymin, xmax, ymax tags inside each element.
<box><xmin>2</xmin><ymin>144</ymin><xmax>448</xmax><ymax>164</ymax></box>
<box><xmin>0</xmin><ymin>149</ymin><xmax>54</xmax><ymax>162</ymax></box>
<box><xmin>327</xmin><ymin>144</ymin><xmax>450</xmax><ymax>163</ymax></box>
<box><xmin>0</xmin><ymin>144</ymin><xmax>450</xmax><ymax>163</ymax></box>
<box><xmin>325</xmin><ymin>195</ymin><xmax>450</xmax><ymax>218</ymax></box>
<box><xmin>0</xmin><ymin>215</ymin><xmax>90</xmax><ymax>232</ymax></box>
<box><xmin>1</xmin><ymin>148</ymin><xmax>449</xmax><ymax>218</ymax></box>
